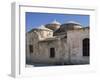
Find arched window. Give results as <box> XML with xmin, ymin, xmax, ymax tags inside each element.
<box><xmin>83</xmin><ymin>38</ymin><xmax>89</xmax><ymax>56</ymax></box>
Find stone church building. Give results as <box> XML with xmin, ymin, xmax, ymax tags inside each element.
<box><xmin>26</xmin><ymin>20</ymin><xmax>89</xmax><ymax>65</ymax></box>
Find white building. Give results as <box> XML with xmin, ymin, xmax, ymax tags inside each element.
<box><xmin>26</xmin><ymin>20</ymin><xmax>89</xmax><ymax>65</ymax></box>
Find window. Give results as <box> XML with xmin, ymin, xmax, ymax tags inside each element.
<box><xmin>29</xmin><ymin>45</ymin><xmax>33</xmax><ymax>53</ymax></box>
<box><xmin>64</xmin><ymin>35</ymin><xmax>67</xmax><ymax>38</ymax></box>
<box><xmin>83</xmin><ymin>38</ymin><xmax>89</xmax><ymax>56</ymax></box>
<box><xmin>50</xmin><ymin>48</ymin><xmax>55</xmax><ymax>58</ymax></box>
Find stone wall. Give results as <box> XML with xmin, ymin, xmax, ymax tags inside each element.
<box><xmin>67</xmin><ymin>28</ymin><xmax>89</xmax><ymax>64</ymax></box>
<box><xmin>26</xmin><ymin>28</ymin><xmax>89</xmax><ymax>65</ymax></box>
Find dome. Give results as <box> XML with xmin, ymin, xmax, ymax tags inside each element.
<box><xmin>65</xmin><ymin>21</ymin><xmax>81</xmax><ymax>26</ymax></box>
<box><xmin>61</xmin><ymin>21</ymin><xmax>82</xmax><ymax>29</ymax></box>
<box><xmin>54</xmin><ymin>21</ymin><xmax>82</xmax><ymax>35</ymax></box>
<box><xmin>51</xmin><ymin>19</ymin><xmax>61</xmax><ymax>25</ymax></box>
<box><xmin>45</xmin><ymin>20</ymin><xmax>61</xmax><ymax>31</ymax></box>
<box><xmin>38</xmin><ymin>25</ymin><xmax>52</xmax><ymax>31</ymax></box>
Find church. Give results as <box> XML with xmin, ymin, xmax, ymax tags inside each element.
<box><xmin>26</xmin><ymin>20</ymin><xmax>89</xmax><ymax>66</ymax></box>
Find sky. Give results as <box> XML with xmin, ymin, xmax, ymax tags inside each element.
<box><xmin>26</xmin><ymin>12</ymin><xmax>89</xmax><ymax>32</ymax></box>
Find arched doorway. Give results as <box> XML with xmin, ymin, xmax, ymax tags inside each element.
<box><xmin>83</xmin><ymin>38</ymin><xmax>89</xmax><ymax>56</ymax></box>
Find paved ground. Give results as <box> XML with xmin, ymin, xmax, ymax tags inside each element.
<box><xmin>26</xmin><ymin>61</ymin><xmax>89</xmax><ymax>67</ymax></box>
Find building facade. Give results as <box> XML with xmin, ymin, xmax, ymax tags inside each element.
<box><xmin>26</xmin><ymin>20</ymin><xmax>89</xmax><ymax>65</ymax></box>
